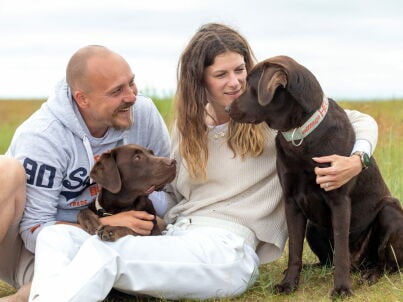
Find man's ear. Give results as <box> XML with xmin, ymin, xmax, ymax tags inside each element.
<box><xmin>73</xmin><ymin>90</ymin><xmax>89</xmax><ymax>108</ymax></box>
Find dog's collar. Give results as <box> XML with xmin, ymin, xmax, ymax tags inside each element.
<box><xmin>282</xmin><ymin>96</ymin><xmax>329</xmax><ymax>146</ymax></box>
<box><xmin>95</xmin><ymin>195</ymin><xmax>113</xmax><ymax>217</ymax></box>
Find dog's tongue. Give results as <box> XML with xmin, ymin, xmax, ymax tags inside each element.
<box><xmin>145</xmin><ymin>185</ymin><xmax>155</xmax><ymax>195</ymax></box>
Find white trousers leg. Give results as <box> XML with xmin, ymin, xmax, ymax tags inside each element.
<box><xmin>29</xmin><ymin>223</ymin><xmax>259</xmax><ymax>301</ymax></box>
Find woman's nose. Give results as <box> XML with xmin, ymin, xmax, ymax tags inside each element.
<box><xmin>228</xmin><ymin>72</ymin><xmax>241</xmax><ymax>87</ymax></box>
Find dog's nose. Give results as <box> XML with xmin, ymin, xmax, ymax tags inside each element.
<box><xmin>225</xmin><ymin>105</ymin><xmax>231</xmax><ymax>113</ymax></box>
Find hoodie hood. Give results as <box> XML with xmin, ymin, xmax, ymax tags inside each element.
<box><xmin>45</xmin><ymin>78</ymin><xmax>127</xmax><ymax>171</ymax></box>
<box><xmin>46</xmin><ymin>78</ymin><xmax>127</xmax><ymax>145</ymax></box>
<box><xmin>46</xmin><ymin>78</ymin><xmax>86</xmax><ymax>139</ymax></box>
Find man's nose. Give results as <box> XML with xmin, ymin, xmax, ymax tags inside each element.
<box><xmin>123</xmin><ymin>86</ymin><xmax>137</xmax><ymax>103</ymax></box>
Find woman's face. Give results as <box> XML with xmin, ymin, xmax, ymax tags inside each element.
<box><xmin>204</xmin><ymin>51</ymin><xmax>247</xmax><ymax>108</ymax></box>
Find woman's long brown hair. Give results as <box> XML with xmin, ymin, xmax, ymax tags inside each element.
<box><xmin>174</xmin><ymin>23</ymin><xmax>269</xmax><ymax>179</ymax></box>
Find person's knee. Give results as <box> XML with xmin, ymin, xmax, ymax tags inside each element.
<box><xmin>229</xmin><ymin>262</ymin><xmax>259</xmax><ymax>297</ymax></box>
<box><xmin>4</xmin><ymin>157</ymin><xmax>26</xmax><ymax>222</ymax></box>
<box><xmin>37</xmin><ymin>224</ymin><xmax>72</xmax><ymax>242</ymax></box>
<box><xmin>0</xmin><ymin>156</ymin><xmax>26</xmax><ymax>193</ymax></box>
<box><xmin>36</xmin><ymin>224</ymin><xmax>89</xmax><ymax>250</ymax></box>
<box><xmin>9</xmin><ymin>158</ymin><xmax>26</xmax><ymax>189</ymax></box>
<box><xmin>0</xmin><ymin>157</ymin><xmax>26</xmax><ymax>237</ymax></box>
<box><xmin>0</xmin><ymin>156</ymin><xmax>23</xmax><ymax>173</ymax></box>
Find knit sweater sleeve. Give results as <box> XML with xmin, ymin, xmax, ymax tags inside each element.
<box><xmin>345</xmin><ymin>109</ymin><xmax>378</xmax><ymax>155</ymax></box>
<box><xmin>162</xmin><ymin>124</ymin><xmax>183</xmax><ymax>216</ymax></box>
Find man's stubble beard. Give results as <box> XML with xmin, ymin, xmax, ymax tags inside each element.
<box><xmin>111</xmin><ymin>108</ymin><xmax>134</xmax><ymax>131</ymax></box>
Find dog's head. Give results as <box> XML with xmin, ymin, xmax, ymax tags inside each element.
<box><xmin>228</xmin><ymin>55</ymin><xmax>324</xmax><ymax>131</ymax></box>
<box><xmin>90</xmin><ymin>144</ymin><xmax>176</xmax><ymax>197</ymax></box>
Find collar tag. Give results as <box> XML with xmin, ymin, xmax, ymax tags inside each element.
<box><xmin>282</xmin><ymin>96</ymin><xmax>329</xmax><ymax>145</ymax></box>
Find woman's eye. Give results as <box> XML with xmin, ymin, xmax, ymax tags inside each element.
<box><xmin>134</xmin><ymin>154</ymin><xmax>141</xmax><ymax>160</ymax></box>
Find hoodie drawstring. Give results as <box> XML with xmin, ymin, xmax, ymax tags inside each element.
<box><xmin>83</xmin><ymin>136</ymin><xmax>95</xmax><ymax>184</ymax></box>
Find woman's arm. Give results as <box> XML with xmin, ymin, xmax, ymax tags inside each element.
<box><xmin>313</xmin><ymin>109</ymin><xmax>378</xmax><ymax>191</ymax></box>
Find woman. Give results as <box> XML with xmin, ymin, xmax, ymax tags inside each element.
<box><xmin>28</xmin><ymin>23</ymin><xmax>378</xmax><ymax>301</ymax></box>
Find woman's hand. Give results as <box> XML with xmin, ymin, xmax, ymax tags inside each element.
<box><xmin>99</xmin><ymin>211</ymin><xmax>155</xmax><ymax>235</ymax></box>
<box><xmin>313</xmin><ymin>154</ymin><xmax>362</xmax><ymax>191</ymax></box>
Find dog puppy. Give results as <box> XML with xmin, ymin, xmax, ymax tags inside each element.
<box><xmin>228</xmin><ymin>55</ymin><xmax>403</xmax><ymax>298</ymax></box>
<box><xmin>78</xmin><ymin>144</ymin><xmax>176</xmax><ymax>241</ymax></box>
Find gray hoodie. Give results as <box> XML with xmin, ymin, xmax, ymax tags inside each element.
<box><xmin>7</xmin><ymin>79</ymin><xmax>171</xmax><ymax>253</ymax></box>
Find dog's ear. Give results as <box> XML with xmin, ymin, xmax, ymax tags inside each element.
<box><xmin>257</xmin><ymin>67</ymin><xmax>287</xmax><ymax>106</ymax></box>
<box><xmin>90</xmin><ymin>152</ymin><xmax>122</xmax><ymax>193</ymax></box>
<box><xmin>277</xmin><ymin>57</ymin><xmax>324</xmax><ymax>111</ymax></box>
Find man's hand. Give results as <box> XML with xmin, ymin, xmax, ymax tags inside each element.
<box><xmin>313</xmin><ymin>154</ymin><xmax>362</xmax><ymax>191</ymax></box>
<box><xmin>156</xmin><ymin>216</ymin><xmax>167</xmax><ymax>231</ymax></box>
<box><xmin>100</xmin><ymin>211</ymin><xmax>155</xmax><ymax>235</ymax></box>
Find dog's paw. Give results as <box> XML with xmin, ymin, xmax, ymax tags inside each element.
<box><xmin>97</xmin><ymin>225</ymin><xmax>119</xmax><ymax>241</ymax></box>
<box><xmin>360</xmin><ymin>269</ymin><xmax>382</xmax><ymax>285</ymax></box>
<box><xmin>330</xmin><ymin>286</ymin><xmax>353</xmax><ymax>299</ymax></box>
<box><xmin>77</xmin><ymin>210</ymin><xmax>101</xmax><ymax>235</ymax></box>
<box><xmin>87</xmin><ymin>226</ymin><xmax>99</xmax><ymax>235</ymax></box>
<box><xmin>97</xmin><ymin>225</ymin><xmax>134</xmax><ymax>241</ymax></box>
<box><xmin>77</xmin><ymin>220</ymin><xmax>99</xmax><ymax>235</ymax></box>
<box><xmin>273</xmin><ymin>282</ymin><xmax>297</xmax><ymax>295</ymax></box>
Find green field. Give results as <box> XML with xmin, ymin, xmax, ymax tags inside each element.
<box><xmin>0</xmin><ymin>98</ymin><xmax>402</xmax><ymax>301</ymax></box>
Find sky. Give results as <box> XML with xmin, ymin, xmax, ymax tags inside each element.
<box><xmin>0</xmin><ymin>0</ymin><xmax>402</xmax><ymax>100</ymax></box>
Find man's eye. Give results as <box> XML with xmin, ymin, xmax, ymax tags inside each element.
<box><xmin>113</xmin><ymin>87</ymin><xmax>122</xmax><ymax>94</ymax></box>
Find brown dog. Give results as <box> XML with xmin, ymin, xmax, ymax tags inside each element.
<box><xmin>228</xmin><ymin>55</ymin><xmax>403</xmax><ymax>298</ymax></box>
<box><xmin>77</xmin><ymin>144</ymin><xmax>176</xmax><ymax>241</ymax></box>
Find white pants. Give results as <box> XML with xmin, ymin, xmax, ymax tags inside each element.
<box><xmin>29</xmin><ymin>218</ymin><xmax>259</xmax><ymax>301</ymax></box>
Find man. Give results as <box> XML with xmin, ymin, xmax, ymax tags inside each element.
<box><xmin>0</xmin><ymin>45</ymin><xmax>170</xmax><ymax>301</ymax></box>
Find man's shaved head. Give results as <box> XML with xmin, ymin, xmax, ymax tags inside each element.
<box><xmin>66</xmin><ymin>45</ymin><xmax>122</xmax><ymax>92</ymax></box>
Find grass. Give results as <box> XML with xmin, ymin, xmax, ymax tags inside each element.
<box><xmin>0</xmin><ymin>98</ymin><xmax>402</xmax><ymax>301</ymax></box>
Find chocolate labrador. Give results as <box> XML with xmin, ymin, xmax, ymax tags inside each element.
<box><xmin>77</xmin><ymin>144</ymin><xmax>176</xmax><ymax>241</ymax></box>
<box><xmin>227</xmin><ymin>55</ymin><xmax>403</xmax><ymax>298</ymax></box>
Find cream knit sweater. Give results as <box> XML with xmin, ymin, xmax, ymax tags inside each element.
<box><xmin>164</xmin><ymin>109</ymin><xmax>378</xmax><ymax>264</ymax></box>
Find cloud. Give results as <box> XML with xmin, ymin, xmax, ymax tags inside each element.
<box><xmin>0</xmin><ymin>0</ymin><xmax>402</xmax><ymax>99</ymax></box>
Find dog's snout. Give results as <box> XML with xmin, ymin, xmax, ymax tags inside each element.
<box><xmin>163</xmin><ymin>158</ymin><xmax>176</xmax><ymax>166</ymax></box>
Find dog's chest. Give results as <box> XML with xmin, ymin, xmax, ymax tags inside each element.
<box><xmin>296</xmin><ymin>190</ymin><xmax>332</xmax><ymax>226</ymax></box>
<box><xmin>279</xmin><ymin>166</ymin><xmax>332</xmax><ymax>226</ymax></box>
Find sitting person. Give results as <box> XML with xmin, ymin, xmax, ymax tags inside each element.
<box><xmin>24</xmin><ymin>24</ymin><xmax>378</xmax><ymax>301</ymax></box>
<box><xmin>1</xmin><ymin>45</ymin><xmax>170</xmax><ymax>302</ymax></box>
